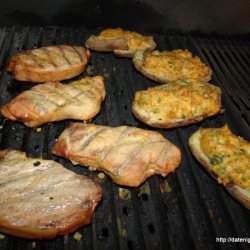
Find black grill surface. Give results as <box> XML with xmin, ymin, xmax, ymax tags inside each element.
<box><xmin>0</xmin><ymin>27</ymin><xmax>249</xmax><ymax>250</ymax></box>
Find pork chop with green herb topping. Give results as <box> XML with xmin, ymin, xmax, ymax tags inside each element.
<box><xmin>132</xmin><ymin>81</ymin><xmax>222</xmax><ymax>129</ymax></box>
<box><xmin>189</xmin><ymin>125</ymin><xmax>250</xmax><ymax>209</ymax></box>
<box><xmin>133</xmin><ymin>49</ymin><xmax>212</xmax><ymax>84</ymax></box>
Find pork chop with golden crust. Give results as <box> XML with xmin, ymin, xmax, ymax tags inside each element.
<box><xmin>0</xmin><ymin>149</ymin><xmax>102</xmax><ymax>239</ymax></box>
<box><xmin>7</xmin><ymin>45</ymin><xmax>90</xmax><ymax>82</ymax></box>
<box><xmin>1</xmin><ymin>76</ymin><xmax>105</xmax><ymax>127</ymax></box>
<box><xmin>53</xmin><ymin>123</ymin><xmax>181</xmax><ymax>187</ymax></box>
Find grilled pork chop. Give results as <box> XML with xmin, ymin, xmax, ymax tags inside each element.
<box><xmin>0</xmin><ymin>149</ymin><xmax>102</xmax><ymax>239</ymax></box>
<box><xmin>53</xmin><ymin>123</ymin><xmax>181</xmax><ymax>187</ymax></box>
<box><xmin>1</xmin><ymin>76</ymin><xmax>105</xmax><ymax>127</ymax></box>
<box><xmin>7</xmin><ymin>45</ymin><xmax>90</xmax><ymax>82</ymax></box>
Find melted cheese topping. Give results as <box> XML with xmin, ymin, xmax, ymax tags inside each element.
<box><xmin>98</xmin><ymin>28</ymin><xmax>153</xmax><ymax>51</ymax></box>
<box><xmin>142</xmin><ymin>50</ymin><xmax>210</xmax><ymax>82</ymax></box>
<box><xmin>200</xmin><ymin>125</ymin><xmax>250</xmax><ymax>188</ymax></box>
<box><xmin>134</xmin><ymin>81</ymin><xmax>221</xmax><ymax>122</ymax></box>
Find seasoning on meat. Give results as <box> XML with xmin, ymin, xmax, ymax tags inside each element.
<box><xmin>0</xmin><ymin>76</ymin><xmax>106</xmax><ymax>127</ymax></box>
<box><xmin>53</xmin><ymin>123</ymin><xmax>181</xmax><ymax>187</ymax></box>
<box><xmin>0</xmin><ymin>149</ymin><xmax>102</xmax><ymax>239</ymax></box>
<box><xmin>7</xmin><ymin>45</ymin><xmax>90</xmax><ymax>82</ymax></box>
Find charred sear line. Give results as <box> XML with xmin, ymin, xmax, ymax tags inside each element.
<box><xmin>32</xmin><ymin>84</ymin><xmax>94</xmax><ymax>110</ymax></box>
<box><xmin>100</xmin><ymin>127</ymin><xmax>133</xmax><ymax>161</ymax></box>
<box><xmin>0</xmin><ymin>169</ymin><xmax>46</xmax><ymax>189</ymax></box>
<box><xmin>79</xmin><ymin>127</ymin><xmax>108</xmax><ymax>151</ymax></box>
<box><xmin>115</xmin><ymin>143</ymin><xmax>145</xmax><ymax>175</ymax></box>
<box><xmin>72</xmin><ymin>46</ymin><xmax>84</xmax><ymax>62</ymax></box>
<box><xmin>75</xmin><ymin>90</ymin><xmax>94</xmax><ymax>100</ymax></box>
<box><xmin>115</xmin><ymin>140</ymin><xmax>162</xmax><ymax>174</ymax></box>
<box><xmin>156</xmin><ymin>143</ymin><xmax>171</xmax><ymax>164</ymax></box>
<box><xmin>58</xmin><ymin>46</ymin><xmax>72</xmax><ymax>66</ymax></box>
<box><xmin>0</xmin><ymin>167</ymin><xmax>74</xmax><ymax>197</ymax></box>
<box><xmin>29</xmin><ymin>91</ymin><xmax>60</xmax><ymax>108</ymax></box>
<box><xmin>29</xmin><ymin>51</ymin><xmax>44</xmax><ymax>68</ymax></box>
<box><xmin>41</xmin><ymin>47</ymin><xmax>58</xmax><ymax>68</ymax></box>
<box><xmin>84</xmin><ymin>81</ymin><xmax>102</xmax><ymax>94</ymax></box>
<box><xmin>59</xmin><ymin>87</ymin><xmax>93</xmax><ymax>104</ymax></box>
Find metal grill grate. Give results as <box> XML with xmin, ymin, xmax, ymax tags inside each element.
<box><xmin>0</xmin><ymin>27</ymin><xmax>249</xmax><ymax>250</ymax></box>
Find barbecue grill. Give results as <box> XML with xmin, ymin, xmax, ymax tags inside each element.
<box><xmin>0</xmin><ymin>6</ymin><xmax>250</xmax><ymax>250</ymax></box>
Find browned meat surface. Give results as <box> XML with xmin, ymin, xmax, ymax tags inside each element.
<box><xmin>0</xmin><ymin>76</ymin><xmax>106</xmax><ymax>127</ymax></box>
<box><xmin>7</xmin><ymin>45</ymin><xmax>90</xmax><ymax>82</ymax></box>
<box><xmin>0</xmin><ymin>149</ymin><xmax>102</xmax><ymax>239</ymax></box>
<box><xmin>53</xmin><ymin>123</ymin><xmax>181</xmax><ymax>187</ymax></box>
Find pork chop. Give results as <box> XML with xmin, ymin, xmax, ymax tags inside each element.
<box><xmin>1</xmin><ymin>76</ymin><xmax>106</xmax><ymax>127</ymax></box>
<box><xmin>53</xmin><ymin>123</ymin><xmax>181</xmax><ymax>187</ymax></box>
<box><xmin>0</xmin><ymin>149</ymin><xmax>102</xmax><ymax>239</ymax></box>
<box><xmin>7</xmin><ymin>45</ymin><xmax>90</xmax><ymax>82</ymax></box>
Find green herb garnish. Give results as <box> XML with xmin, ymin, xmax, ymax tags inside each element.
<box><xmin>152</xmin><ymin>108</ymin><xmax>159</xmax><ymax>113</ymax></box>
<box><xmin>210</xmin><ymin>155</ymin><xmax>224</xmax><ymax>165</ymax></box>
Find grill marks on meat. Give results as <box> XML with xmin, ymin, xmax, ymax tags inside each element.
<box><xmin>7</xmin><ymin>45</ymin><xmax>90</xmax><ymax>82</ymax></box>
<box><xmin>0</xmin><ymin>149</ymin><xmax>102</xmax><ymax>239</ymax></box>
<box><xmin>53</xmin><ymin>123</ymin><xmax>181</xmax><ymax>187</ymax></box>
<box><xmin>0</xmin><ymin>76</ymin><xmax>106</xmax><ymax>127</ymax></box>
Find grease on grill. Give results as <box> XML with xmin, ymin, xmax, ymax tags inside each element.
<box><xmin>117</xmin><ymin>218</ymin><xmax>128</xmax><ymax>239</ymax></box>
<box><xmin>118</xmin><ymin>187</ymin><xmax>131</xmax><ymax>200</ymax></box>
<box><xmin>86</xmin><ymin>65</ymin><xmax>94</xmax><ymax>75</ymax></box>
<box><xmin>36</xmin><ymin>128</ymin><xmax>42</xmax><ymax>133</ymax></box>
<box><xmin>160</xmin><ymin>181</ymin><xmax>172</xmax><ymax>193</ymax></box>
<box><xmin>103</xmin><ymin>72</ymin><xmax>110</xmax><ymax>78</ymax></box>
<box><xmin>73</xmin><ymin>231</ymin><xmax>83</xmax><ymax>241</ymax></box>
<box><xmin>139</xmin><ymin>182</ymin><xmax>151</xmax><ymax>196</ymax></box>
<box><xmin>98</xmin><ymin>172</ymin><xmax>106</xmax><ymax>179</ymax></box>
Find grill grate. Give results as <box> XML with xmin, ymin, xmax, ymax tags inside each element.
<box><xmin>0</xmin><ymin>26</ymin><xmax>249</xmax><ymax>250</ymax></box>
